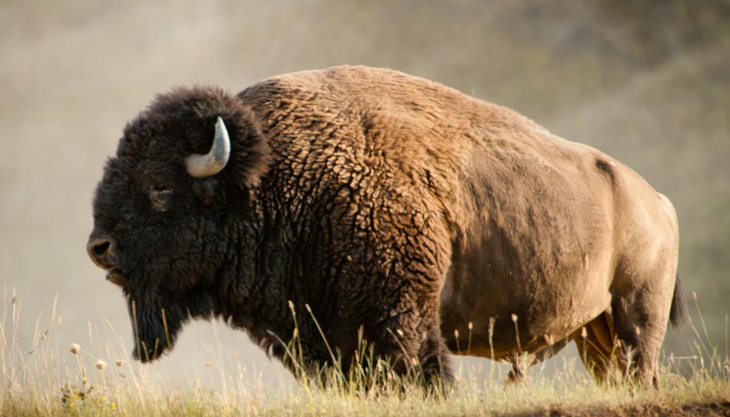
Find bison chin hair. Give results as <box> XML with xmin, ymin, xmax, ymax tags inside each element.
<box><xmin>128</xmin><ymin>291</ymin><xmax>217</xmax><ymax>362</ymax></box>
<box><xmin>128</xmin><ymin>298</ymin><xmax>185</xmax><ymax>362</ymax></box>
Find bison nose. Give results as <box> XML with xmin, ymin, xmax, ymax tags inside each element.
<box><xmin>87</xmin><ymin>236</ymin><xmax>116</xmax><ymax>269</ymax></box>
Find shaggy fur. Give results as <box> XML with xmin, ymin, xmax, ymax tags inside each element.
<box><xmin>89</xmin><ymin>66</ymin><xmax>684</xmax><ymax>385</ymax></box>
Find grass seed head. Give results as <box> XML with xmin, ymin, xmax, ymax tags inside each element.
<box><xmin>205</xmin><ymin>361</ymin><xmax>212</xmax><ymax>367</ymax></box>
<box><xmin>581</xmin><ymin>327</ymin><xmax>588</xmax><ymax>338</ymax></box>
<box><xmin>95</xmin><ymin>359</ymin><xmax>107</xmax><ymax>370</ymax></box>
<box><xmin>70</xmin><ymin>343</ymin><xmax>80</xmax><ymax>355</ymax></box>
<box><xmin>511</xmin><ymin>314</ymin><xmax>518</xmax><ymax>322</ymax></box>
<box><xmin>115</xmin><ymin>360</ymin><xmax>124</xmax><ymax>368</ymax></box>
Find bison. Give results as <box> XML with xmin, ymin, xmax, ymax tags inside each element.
<box><xmin>87</xmin><ymin>65</ymin><xmax>685</xmax><ymax>386</ymax></box>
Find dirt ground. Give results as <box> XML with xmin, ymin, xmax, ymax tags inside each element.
<box><xmin>525</xmin><ymin>400</ymin><xmax>730</xmax><ymax>417</ymax></box>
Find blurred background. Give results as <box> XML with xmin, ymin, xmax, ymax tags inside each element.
<box><xmin>1</xmin><ymin>0</ymin><xmax>729</xmax><ymax>386</ymax></box>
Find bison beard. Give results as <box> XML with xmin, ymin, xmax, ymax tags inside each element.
<box><xmin>88</xmin><ymin>66</ymin><xmax>684</xmax><ymax>387</ymax></box>
<box><xmin>128</xmin><ymin>298</ymin><xmax>183</xmax><ymax>362</ymax></box>
<box><xmin>127</xmin><ymin>292</ymin><xmax>216</xmax><ymax>362</ymax></box>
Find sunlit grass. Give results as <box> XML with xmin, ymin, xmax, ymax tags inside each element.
<box><xmin>1</xmin><ymin>286</ymin><xmax>728</xmax><ymax>416</ymax></box>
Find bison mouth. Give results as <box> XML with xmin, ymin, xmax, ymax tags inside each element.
<box><xmin>105</xmin><ymin>268</ymin><xmax>127</xmax><ymax>288</ymax></box>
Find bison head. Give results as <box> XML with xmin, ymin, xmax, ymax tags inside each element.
<box><xmin>87</xmin><ymin>87</ymin><xmax>271</xmax><ymax>362</ymax></box>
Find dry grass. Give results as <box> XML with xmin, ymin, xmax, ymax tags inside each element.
<box><xmin>2</xmin><ymin>0</ymin><xmax>730</xmax><ymax>388</ymax></box>
<box><xmin>1</xmin><ymin>288</ymin><xmax>728</xmax><ymax>416</ymax></box>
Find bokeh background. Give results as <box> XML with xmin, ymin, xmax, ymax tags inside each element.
<box><xmin>2</xmin><ymin>0</ymin><xmax>729</xmax><ymax>385</ymax></box>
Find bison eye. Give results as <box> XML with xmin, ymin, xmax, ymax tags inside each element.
<box><xmin>149</xmin><ymin>185</ymin><xmax>173</xmax><ymax>211</ymax></box>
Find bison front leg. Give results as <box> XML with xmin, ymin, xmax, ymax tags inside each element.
<box><xmin>375</xmin><ymin>239</ymin><xmax>454</xmax><ymax>383</ymax></box>
<box><xmin>356</xmin><ymin>243</ymin><xmax>454</xmax><ymax>384</ymax></box>
<box><xmin>371</xmin><ymin>304</ymin><xmax>454</xmax><ymax>385</ymax></box>
<box><xmin>330</xmin><ymin>184</ymin><xmax>454</xmax><ymax>385</ymax></box>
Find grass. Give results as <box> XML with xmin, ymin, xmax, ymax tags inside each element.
<box><xmin>1</xmin><ymin>287</ymin><xmax>728</xmax><ymax>416</ymax></box>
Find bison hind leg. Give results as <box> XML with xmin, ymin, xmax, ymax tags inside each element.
<box><xmin>506</xmin><ymin>337</ymin><xmax>570</xmax><ymax>384</ymax></box>
<box><xmin>573</xmin><ymin>312</ymin><xmax>617</xmax><ymax>383</ymax></box>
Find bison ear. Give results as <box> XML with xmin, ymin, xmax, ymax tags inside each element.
<box><xmin>223</xmin><ymin>106</ymin><xmax>273</xmax><ymax>189</ymax></box>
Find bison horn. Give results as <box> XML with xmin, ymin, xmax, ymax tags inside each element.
<box><xmin>185</xmin><ymin>116</ymin><xmax>231</xmax><ymax>178</ymax></box>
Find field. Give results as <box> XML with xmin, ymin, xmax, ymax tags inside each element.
<box><xmin>1</xmin><ymin>291</ymin><xmax>729</xmax><ymax>416</ymax></box>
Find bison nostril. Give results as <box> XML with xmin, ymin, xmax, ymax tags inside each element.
<box><xmin>87</xmin><ymin>237</ymin><xmax>115</xmax><ymax>268</ymax></box>
<box><xmin>93</xmin><ymin>241</ymin><xmax>111</xmax><ymax>257</ymax></box>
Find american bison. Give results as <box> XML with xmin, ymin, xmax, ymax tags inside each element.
<box><xmin>88</xmin><ymin>66</ymin><xmax>685</xmax><ymax>386</ymax></box>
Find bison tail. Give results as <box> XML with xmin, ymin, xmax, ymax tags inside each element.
<box><xmin>669</xmin><ymin>273</ymin><xmax>688</xmax><ymax>329</ymax></box>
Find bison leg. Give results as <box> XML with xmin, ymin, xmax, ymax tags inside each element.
<box><xmin>573</xmin><ymin>312</ymin><xmax>616</xmax><ymax>382</ymax></box>
<box><xmin>603</xmin><ymin>253</ymin><xmax>678</xmax><ymax>387</ymax></box>
<box><xmin>506</xmin><ymin>337</ymin><xmax>569</xmax><ymax>383</ymax></box>
<box><xmin>610</xmin><ymin>284</ymin><xmax>674</xmax><ymax>387</ymax></box>
<box><xmin>604</xmin><ymin>192</ymin><xmax>679</xmax><ymax>387</ymax></box>
<box><xmin>373</xmin><ymin>312</ymin><xmax>454</xmax><ymax>385</ymax></box>
<box><xmin>416</xmin><ymin>326</ymin><xmax>454</xmax><ymax>384</ymax></box>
